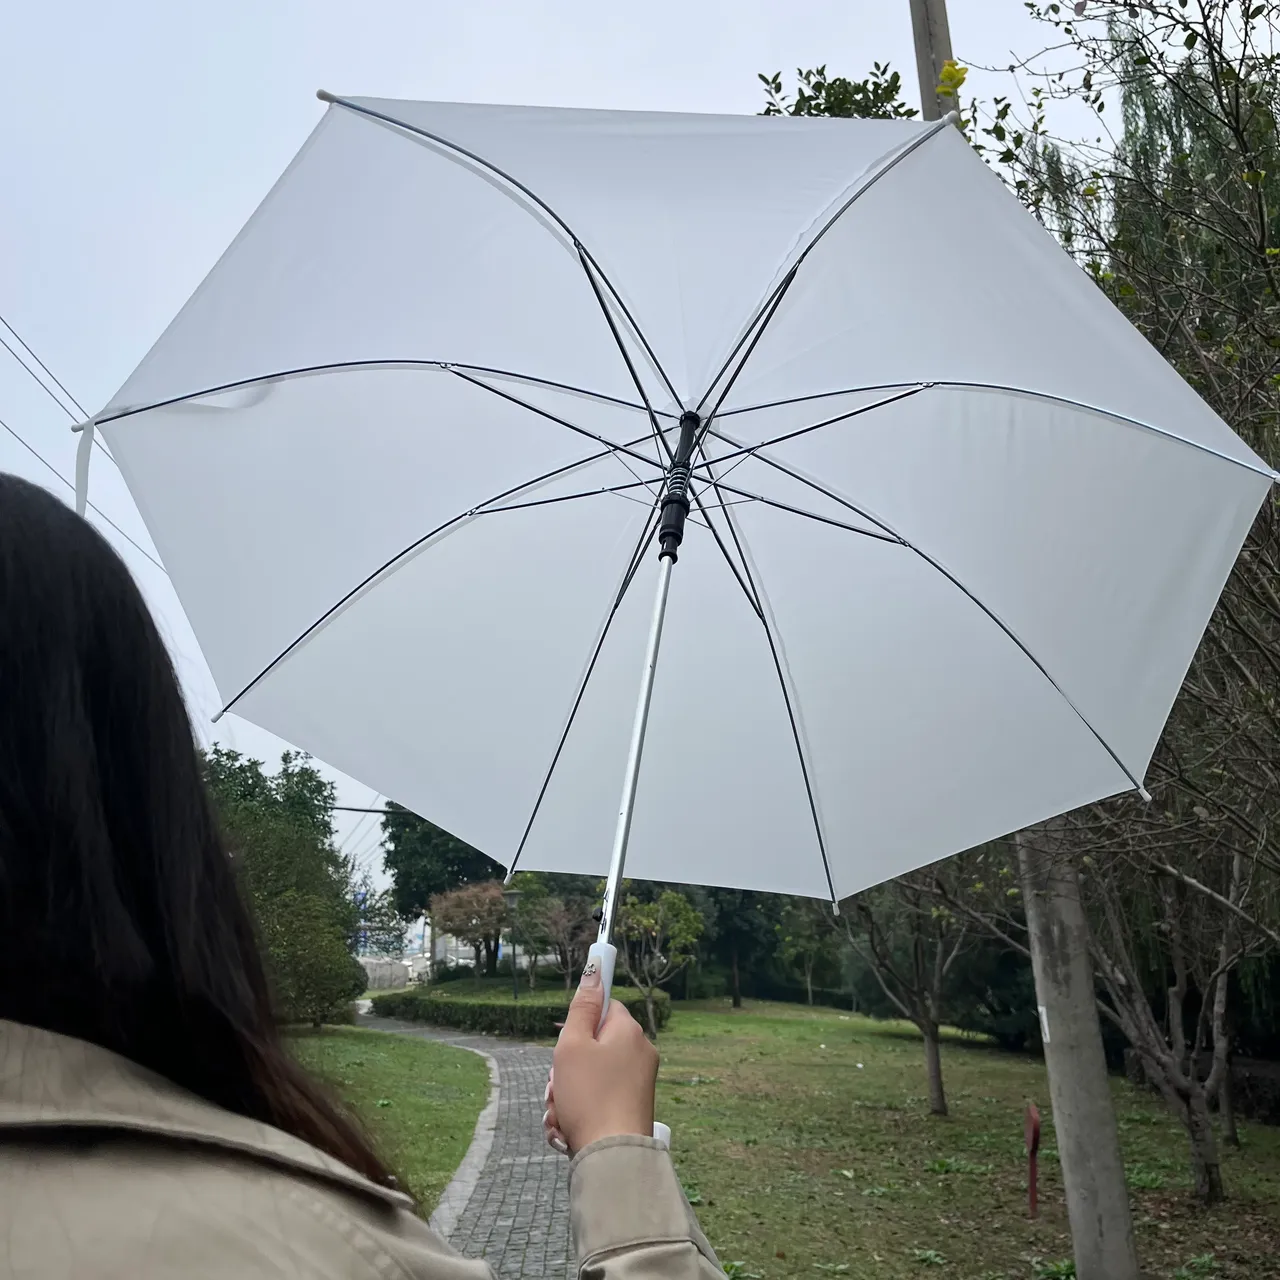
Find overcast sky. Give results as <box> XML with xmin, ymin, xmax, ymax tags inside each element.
<box><xmin>1</xmin><ymin>1</ymin><xmax>1058</xmax><ymax>882</ymax></box>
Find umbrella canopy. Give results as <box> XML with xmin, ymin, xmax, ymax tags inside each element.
<box><xmin>88</xmin><ymin>96</ymin><xmax>1275</xmax><ymax>904</ymax></box>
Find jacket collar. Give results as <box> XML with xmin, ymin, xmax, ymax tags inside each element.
<box><xmin>0</xmin><ymin>1020</ymin><xmax>413</xmax><ymax>1211</ymax></box>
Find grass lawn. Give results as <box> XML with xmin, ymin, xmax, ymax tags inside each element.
<box><xmin>658</xmin><ymin>1001</ymin><xmax>1280</xmax><ymax>1280</ymax></box>
<box><xmin>290</xmin><ymin>1027</ymin><xmax>489</xmax><ymax>1212</ymax></box>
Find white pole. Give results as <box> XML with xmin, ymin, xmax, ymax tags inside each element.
<box><xmin>597</xmin><ymin>553</ymin><xmax>674</xmax><ymax>945</ymax></box>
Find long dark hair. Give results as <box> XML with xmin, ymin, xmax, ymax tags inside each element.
<box><xmin>0</xmin><ymin>473</ymin><xmax>393</xmax><ymax>1188</ymax></box>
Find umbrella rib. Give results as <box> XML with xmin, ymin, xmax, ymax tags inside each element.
<box><xmin>213</xmin><ymin>433</ymin><xmax>658</xmax><ymax>722</ymax></box>
<box><xmin>447</xmin><ymin>368</ymin><xmax>667</xmax><ymax>480</ymax></box>
<box><xmin>504</xmin><ymin>499</ymin><xmax>664</xmax><ymax>879</ymax></box>
<box><xmin>576</xmin><ymin>245</ymin><xmax>676</xmax><ymax>466</ymax></box>
<box><xmin>715</xmin><ymin>380</ymin><xmax>1279</xmax><ymax>482</ymax></box>
<box><xmin>95</xmin><ymin>359</ymin><xmax>661</xmax><ymax>428</ymax></box>
<box><xmin>686</xmin><ymin>485</ymin><xmax>765</xmax><ymax>622</ymax></box>
<box><xmin>694</xmin><ymin>266</ymin><xmax>798</xmax><ymax>422</ymax></box>
<box><xmin>707</xmin><ymin>427</ymin><xmax>1149</xmax><ymax>794</ymax></box>
<box><xmin>693</xmin><ymin>385</ymin><xmax>929</xmax><ymax>478</ymax></box>
<box><xmin>703</xmin><ymin>481</ymin><xmax>902</xmax><ymax>545</ymax></box>
<box><xmin>691</xmin><ymin>466</ymin><xmax>838</xmax><ymax>905</ymax></box>
<box><xmin>321</xmin><ymin>93</ymin><xmax>683</xmax><ymax>409</ymax></box>
<box><xmin>694</xmin><ymin>115</ymin><xmax>955</xmax><ymax>418</ymax></box>
<box><xmin>478</xmin><ymin>479</ymin><xmax>660</xmax><ymax>515</ymax></box>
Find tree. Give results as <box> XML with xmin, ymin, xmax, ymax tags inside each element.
<box><xmin>774</xmin><ymin>900</ymin><xmax>837</xmax><ymax>1005</ymax></box>
<box><xmin>348</xmin><ymin>868</ymin><xmax>405</xmax><ymax>957</ymax></box>
<box><xmin>381</xmin><ymin>802</ymin><xmax>503</xmax><ymax>921</ymax></box>
<box><xmin>616</xmin><ymin>888</ymin><xmax>704</xmax><ymax>1036</ymax></box>
<box><xmin>703</xmin><ymin>889</ymin><xmax>781</xmax><ymax>1009</ymax></box>
<box><xmin>532</xmin><ymin>895</ymin><xmax>596</xmax><ymax>990</ymax></box>
<box><xmin>205</xmin><ymin>748</ymin><xmax>363</xmax><ymax>1025</ymax></box>
<box><xmin>843</xmin><ymin>873</ymin><xmax>968</xmax><ymax>1116</ymax></box>
<box><xmin>1017</xmin><ymin>830</ymin><xmax>1141</xmax><ymax>1277</ymax></box>
<box><xmin>429</xmin><ymin>880</ymin><xmax>508</xmax><ymax>975</ymax></box>
<box><xmin>760</xmin><ymin>63</ymin><xmax>919</xmax><ymax>120</ymax></box>
<box><xmin>1079</xmin><ymin>832</ymin><xmax>1276</xmax><ymax>1203</ymax></box>
<box><xmin>255</xmin><ymin>890</ymin><xmax>366</xmax><ymax>1027</ymax></box>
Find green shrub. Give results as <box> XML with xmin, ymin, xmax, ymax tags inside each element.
<box><xmin>371</xmin><ymin>985</ymin><xmax>671</xmax><ymax>1037</ymax></box>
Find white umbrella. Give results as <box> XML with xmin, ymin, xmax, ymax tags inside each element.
<box><xmin>80</xmin><ymin>94</ymin><xmax>1274</xmax><ymax>957</ymax></box>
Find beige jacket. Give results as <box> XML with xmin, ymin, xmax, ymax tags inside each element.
<box><xmin>0</xmin><ymin>1021</ymin><xmax>721</xmax><ymax>1279</ymax></box>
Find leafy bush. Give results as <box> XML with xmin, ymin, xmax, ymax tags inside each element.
<box><xmin>371</xmin><ymin>985</ymin><xmax>670</xmax><ymax>1037</ymax></box>
<box><xmin>257</xmin><ymin>888</ymin><xmax>367</xmax><ymax>1026</ymax></box>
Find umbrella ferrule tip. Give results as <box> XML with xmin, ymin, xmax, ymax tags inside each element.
<box><xmin>1137</xmin><ymin>786</ymin><xmax>1153</xmax><ymax>803</ymax></box>
<box><xmin>317</xmin><ymin>89</ymin><xmax>338</xmax><ymax>104</ymax></box>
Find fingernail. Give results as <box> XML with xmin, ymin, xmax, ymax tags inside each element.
<box><xmin>550</xmin><ymin>1136</ymin><xmax>569</xmax><ymax>1156</ymax></box>
<box><xmin>580</xmin><ymin>960</ymin><xmax>601</xmax><ymax>989</ymax></box>
<box><xmin>542</xmin><ymin>1109</ymin><xmax>551</xmax><ymax>1128</ymax></box>
<box><xmin>544</xmin><ymin>1082</ymin><xmax>552</xmax><ymax>1104</ymax></box>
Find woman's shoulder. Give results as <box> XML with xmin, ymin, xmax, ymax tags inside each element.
<box><xmin>0</xmin><ymin>1020</ymin><xmax>491</xmax><ymax>1280</ymax></box>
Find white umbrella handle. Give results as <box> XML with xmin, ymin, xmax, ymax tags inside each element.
<box><xmin>587</xmin><ymin>941</ymin><xmax>670</xmax><ymax>1150</ymax></box>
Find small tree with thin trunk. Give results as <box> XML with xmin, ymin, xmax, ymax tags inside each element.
<box><xmin>616</xmin><ymin>888</ymin><xmax>704</xmax><ymax>1036</ymax></box>
<box><xmin>534</xmin><ymin>896</ymin><xmax>595</xmax><ymax>990</ymax></box>
<box><xmin>775</xmin><ymin>900</ymin><xmax>836</xmax><ymax>1005</ymax></box>
<box><xmin>843</xmin><ymin>874</ymin><xmax>968</xmax><ymax>1116</ymax></box>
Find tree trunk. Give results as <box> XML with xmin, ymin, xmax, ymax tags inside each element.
<box><xmin>922</xmin><ymin>1023</ymin><xmax>948</xmax><ymax>1116</ymax></box>
<box><xmin>1186</xmin><ymin>1085</ymin><xmax>1226</xmax><ymax>1204</ymax></box>
<box><xmin>1220</xmin><ymin>1057</ymin><xmax>1240</xmax><ymax>1149</ymax></box>
<box><xmin>643</xmin><ymin>990</ymin><xmax>658</xmax><ymax>1039</ymax></box>
<box><xmin>1017</xmin><ymin>831</ymin><xmax>1141</xmax><ymax>1280</ymax></box>
<box><xmin>805</xmin><ymin>960</ymin><xmax>814</xmax><ymax>1006</ymax></box>
<box><xmin>731</xmin><ymin>946</ymin><xmax>742</xmax><ymax>1009</ymax></box>
<box><xmin>528</xmin><ymin>953</ymin><xmax>537</xmax><ymax>990</ymax></box>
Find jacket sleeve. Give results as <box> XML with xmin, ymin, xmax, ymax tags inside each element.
<box><xmin>568</xmin><ymin>1136</ymin><xmax>722</xmax><ymax>1279</ymax></box>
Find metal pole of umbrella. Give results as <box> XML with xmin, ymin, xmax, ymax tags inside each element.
<box><xmin>585</xmin><ymin>410</ymin><xmax>700</xmax><ymax>1041</ymax></box>
<box><xmin>595</xmin><ymin>409</ymin><xmax>700</xmax><ymax>947</ymax></box>
<box><xmin>595</xmin><ymin>554</ymin><xmax>674</xmax><ymax>945</ymax></box>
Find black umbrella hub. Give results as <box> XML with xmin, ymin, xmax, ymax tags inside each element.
<box><xmin>658</xmin><ymin>411</ymin><xmax>701</xmax><ymax>562</ymax></box>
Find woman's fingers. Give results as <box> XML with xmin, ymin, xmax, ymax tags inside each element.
<box><xmin>544</xmin><ymin>1088</ymin><xmax>570</xmax><ymax>1155</ymax></box>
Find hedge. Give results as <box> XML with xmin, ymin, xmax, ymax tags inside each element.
<box><xmin>370</xmin><ymin>985</ymin><xmax>671</xmax><ymax>1037</ymax></box>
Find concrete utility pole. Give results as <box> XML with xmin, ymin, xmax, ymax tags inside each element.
<box><xmin>1017</xmin><ymin>830</ymin><xmax>1142</xmax><ymax>1280</ymax></box>
<box><xmin>909</xmin><ymin>0</ymin><xmax>957</xmax><ymax>121</ymax></box>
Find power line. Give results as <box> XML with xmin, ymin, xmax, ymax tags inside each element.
<box><xmin>0</xmin><ymin>315</ymin><xmax>88</xmax><ymax>417</ymax></box>
<box><xmin>0</xmin><ymin>413</ymin><xmax>164</xmax><ymax>572</ymax></box>
<box><xmin>0</xmin><ymin>312</ymin><xmax>116</xmax><ymax>464</ymax></box>
<box><xmin>339</xmin><ymin>792</ymin><xmax>384</xmax><ymax>855</ymax></box>
<box><xmin>349</xmin><ymin>827</ymin><xmax>385</xmax><ymax>873</ymax></box>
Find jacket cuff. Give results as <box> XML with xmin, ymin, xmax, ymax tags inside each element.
<box><xmin>568</xmin><ymin>1135</ymin><xmax>702</xmax><ymax>1260</ymax></box>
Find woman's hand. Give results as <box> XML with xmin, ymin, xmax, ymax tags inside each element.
<box><xmin>543</xmin><ymin>961</ymin><xmax>657</xmax><ymax>1156</ymax></box>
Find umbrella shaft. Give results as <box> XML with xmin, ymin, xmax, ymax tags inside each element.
<box><xmin>598</xmin><ymin>553</ymin><xmax>675</xmax><ymax>944</ymax></box>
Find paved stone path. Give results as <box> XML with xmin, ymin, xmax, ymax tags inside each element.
<box><xmin>360</xmin><ymin>1015</ymin><xmax>573</xmax><ymax>1279</ymax></box>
